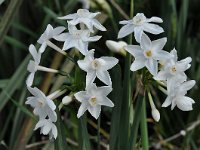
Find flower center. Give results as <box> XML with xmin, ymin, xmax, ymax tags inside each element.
<box><xmin>38</xmin><ymin>99</ymin><xmax>45</xmax><ymax>107</ymax></box>
<box><xmin>72</xmin><ymin>31</ymin><xmax>81</xmax><ymax>39</ymax></box>
<box><xmin>132</xmin><ymin>14</ymin><xmax>145</xmax><ymax>25</ymax></box>
<box><xmin>91</xmin><ymin>59</ymin><xmax>100</xmax><ymax>69</ymax></box>
<box><xmin>144</xmin><ymin>50</ymin><xmax>152</xmax><ymax>58</ymax></box>
<box><xmin>170</xmin><ymin>66</ymin><xmax>177</xmax><ymax>74</ymax></box>
<box><xmin>89</xmin><ymin>97</ymin><xmax>97</xmax><ymax>106</ymax></box>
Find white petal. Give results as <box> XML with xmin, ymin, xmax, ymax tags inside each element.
<box><xmin>89</xmin><ymin>12</ymin><xmax>101</xmax><ymax>18</ymax></box>
<box><xmin>25</xmin><ymin>97</ymin><xmax>37</xmax><ymax>107</ymax></box>
<box><xmin>42</xmin><ymin>123</ymin><xmax>52</xmax><ymax>135</ymax></box>
<box><xmin>151</xmin><ymin>38</ymin><xmax>167</xmax><ymax>51</ymax></box>
<box><xmin>39</xmin><ymin>43</ymin><xmax>47</xmax><ymax>54</ymax></box>
<box><xmin>118</xmin><ymin>24</ymin><xmax>135</xmax><ymax>39</ymax></box>
<box><xmin>154</xmin><ymin>70</ymin><xmax>169</xmax><ymax>81</ymax></box>
<box><xmin>97</xmin><ymin>96</ymin><xmax>114</xmax><ymax>107</ymax></box>
<box><xmin>143</xmin><ymin>23</ymin><xmax>164</xmax><ymax>34</ymax></box>
<box><xmin>178</xmin><ymin>80</ymin><xmax>196</xmax><ymax>94</ymax></box>
<box><xmin>77</xmin><ymin>102</ymin><xmax>89</xmax><ymax>118</ymax></box>
<box><xmin>34</xmin><ymin>119</ymin><xmax>47</xmax><ymax>130</ymax></box>
<box><xmin>76</xmin><ymin>40</ymin><xmax>88</xmax><ymax>55</ymax></box>
<box><xmin>145</xmin><ymin>58</ymin><xmax>158</xmax><ymax>75</ymax></box>
<box><xmin>140</xmin><ymin>33</ymin><xmax>151</xmax><ymax>50</ymax></box>
<box><xmin>124</xmin><ymin>45</ymin><xmax>143</xmax><ymax>57</ymax></box>
<box><xmin>74</xmin><ymin>91</ymin><xmax>88</xmax><ymax>102</ymax></box>
<box><xmin>77</xmin><ymin>59</ymin><xmax>91</xmax><ymax>72</ymax></box>
<box><xmin>88</xmin><ymin>105</ymin><xmax>101</xmax><ymax>119</ymax></box>
<box><xmin>53</xmin><ymin>26</ymin><xmax>66</xmax><ymax>36</ymax></box>
<box><xmin>86</xmin><ymin>71</ymin><xmax>96</xmax><ymax>87</ymax></box>
<box><xmin>26</xmin><ymin>73</ymin><xmax>35</xmax><ymax>87</ymax></box>
<box><xmin>99</xmin><ymin>57</ymin><xmax>119</xmax><ymax>71</ymax></box>
<box><xmin>83</xmin><ymin>35</ymin><xmax>102</xmax><ymax>42</ymax></box>
<box><xmin>63</xmin><ymin>38</ymin><xmax>74</xmax><ymax>50</ymax></box>
<box><xmin>96</xmin><ymin>70</ymin><xmax>112</xmax><ymax>86</ymax></box>
<box><xmin>146</xmin><ymin>17</ymin><xmax>163</xmax><ymax>23</ymax></box>
<box><xmin>176</xmin><ymin>96</ymin><xmax>195</xmax><ymax>111</ymax></box>
<box><xmin>153</xmin><ymin>50</ymin><xmax>172</xmax><ymax>60</ymax></box>
<box><xmin>92</xmin><ymin>19</ymin><xmax>106</xmax><ymax>31</ymax></box>
<box><xmin>170</xmin><ymin>48</ymin><xmax>178</xmax><ymax>62</ymax></box>
<box><xmin>54</xmin><ymin>33</ymin><xmax>68</xmax><ymax>42</ymax></box>
<box><xmin>119</xmin><ymin>20</ymin><xmax>132</xmax><ymax>24</ymax></box>
<box><xmin>162</xmin><ymin>96</ymin><xmax>172</xmax><ymax>107</ymax></box>
<box><xmin>134</xmin><ymin>27</ymin><xmax>143</xmax><ymax>43</ymax></box>
<box><xmin>29</xmin><ymin>44</ymin><xmax>37</xmax><ymax>60</ymax></box>
<box><xmin>51</xmin><ymin>124</ymin><xmax>58</xmax><ymax>139</ymax></box>
<box><xmin>130</xmin><ymin>58</ymin><xmax>146</xmax><ymax>71</ymax></box>
<box><xmin>58</xmin><ymin>13</ymin><xmax>77</xmax><ymax>20</ymax></box>
<box><xmin>46</xmin><ymin>98</ymin><xmax>56</xmax><ymax>110</ymax></box>
<box><xmin>96</xmin><ymin>86</ymin><xmax>112</xmax><ymax>96</ymax></box>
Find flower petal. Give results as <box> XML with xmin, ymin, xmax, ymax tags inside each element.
<box><xmin>153</xmin><ymin>50</ymin><xmax>172</xmax><ymax>60</ymax></box>
<box><xmin>98</xmin><ymin>96</ymin><xmax>114</xmax><ymax>107</ymax></box>
<box><xmin>74</xmin><ymin>91</ymin><xmax>88</xmax><ymax>102</ymax></box>
<box><xmin>162</xmin><ymin>96</ymin><xmax>172</xmax><ymax>107</ymax></box>
<box><xmin>146</xmin><ymin>17</ymin><xmax>163</xmax><ymax>23</ymax></box>
<box><xmin>151</xmin><ymin>37</ymin><xmax>167</xmax><ymax>51</ymax></box>
<box><xmin>96</xmin><ymin>70</ymin><xmax>112</xmax><ymax>86</ymax></box>
<box><xmin>86</xmin><ymin>71</ymin><xmax>96</xmax><ymax>87</ymax></box>
<box><xmin>118</xmin><ymin>24</ymin><xmax>135</xmax><ymax>39</ymax></box>
<box><xmin>134</xmin><ymin>27</ymin><xmax>143</xmax><ymax>43</ymax></box>
<box><xmin>176</xmin><ymin>96</ymin><xmax>195</xmax><ymax>111</ymax></box>
<box><xmin>143</xmin><ymin>23</ymin><xmax>164</xmax><ymax>34</ymax></box>
<box><xmin>140</xmin><ymin>33</ymin><xmax>151</xmax><ymax>50</ymax></box>
<box><xmin>88</xmin><ymin>105</ymin><xmax>101</xmax><ymax>119</ymax></box>
<box><xmin>77</xmin><ymin>102</ymin><xmax>89</xmax><ymax>118</ymax></box>
<box><xmin>124</xmin><ymin>45</ymin><xmax>143</xmax><ymax>57</ymax></box>
<box><xmin>53</xmin><ymin>26</ymin><xmax>66</xmax><ymax>36</ymax></box>
<box><xmin>26</xmin><ymin>72</ymin><xmax>35</xmax><ymax>87</ymax></box>
<box><xmin>130</xmin><ymin>58</ymin><xmax>146</xmax><ymax>71</ymax></box>
<box><xmin>92</xmin><ymin>19</ymin><xmax>106</xmax><ymax>31</ymax></box>
<box><xmin>99</xmin><ymin>56</ymin><xmax>119</xmax><ymax>71</ymax></box>
<box><xmin>145</xmin><ymin>58</ymin><xmax>158</xmax><ymax>75</ymax></box>
<box><xmin>58</xmin><ymin>13</ymin><xmax>77</xmax><ymax>20</ymax></box>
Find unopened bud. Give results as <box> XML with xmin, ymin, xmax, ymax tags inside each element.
<box><xmin>180</xmin><ymin>130</ymin><xmax>186</xmax><ymax>136</ymax></box>
<box><xmin>151</xmin><ymin>108</ymin><xmax>160</xmax><ymax>122</ymax></box>
<box><xmin>62</xmin><ymin>96</ymin><xmax>73</xmax><ymax>105</ymax></box>
<box><xmin>106</xmin><ymin>40</ymin><xmax>127</xmax><ymax>56</ymax></box>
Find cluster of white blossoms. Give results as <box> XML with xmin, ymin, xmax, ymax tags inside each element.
<box><xmin>25</xmin><ymin>9</ymin><xmax>118</xmax><ymax>139</ymax></box>
<box><xmin>106</xmin><ymin>13</ymin><xmax>195</xmax><ymax>122</ymax></box>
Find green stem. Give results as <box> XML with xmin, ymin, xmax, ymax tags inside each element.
<box><xmin>140</xmin><ymin>94</ymin><xmax>149</xmax><ymax>150</ymax></box>
<box><xmin>128</xmin><ymin>95</ymin><xmax>144</xmax><ymax>150</ymax></box>
<box><xmin>97</xmin><ymin>117</ymin><xmax>101</xmax><ymax>150</ymax></box>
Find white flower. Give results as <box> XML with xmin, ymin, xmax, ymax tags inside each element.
<box><xmin>58</xmin><ymin>9</ymin><xmax>106</xmax><ymax>32</ymax></box>
<box><xmin>151</xmin><ymin>108</ymin><xmax>160</xmax><ymax>122</ymax></box>
<box><xmin>125</xmin><ymin>33</ymin><xmax>172</xmax><ymax>75</ymax></box>
<box><xmin>34</xmin><ymin>119</ymin><xmax>57</xmax><ymax>139</ymax></box>
<box><xmin>118</xmin><ymin>13</ymin><xmax>164</xmax><ymax>43</ymax></box>
<box><xmin>154</xmin><ymin>48</ymin><xmax>192</xmax><ymax>81</ymax></box>
<box><xmin>55</xmin><ymin>24</ymin><xmax>101</xmax><ymax>55</ymax></box>
<box><xmin>26</xmin><ymin>44</ymin><xmax>41</xmax><ymax>87</ymax></box>
<box><xmin>106</xmin><ymin>40</ymin><xmax>127</xmax><ymax>55</ymax></box>
<box><xmin>77</xmin><ymin>49</ymin><xmax>118</xmax><ymax>86</ymax></box>
<box><xmin>74</xmin><ymin>83</ymin><xmax>114</xmax><ymax>119</ymax></box>
<box><xmin>162</xmin><ymin>79</ymin><xmax>196</xmax><ymax>111</ymax></box>
<box><xmin>37</xmin><ymin>24</ymin><xmax>66</xmax><ymax>53</ymax></box>
<box><xmin>26</xmin><ymin>87</ymin><xmax>57</xmax><ymax>122</ymax></box>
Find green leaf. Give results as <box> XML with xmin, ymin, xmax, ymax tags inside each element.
<box><xmin>0</xmin><ymin>54</ymin><xmax>31</xmax><ymax>111</ymax></box>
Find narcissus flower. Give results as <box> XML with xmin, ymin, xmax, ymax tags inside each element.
<box><xmin>55</xmin><ymin>24</ymin><xmax>101</xmax><ymax>55</ymax></box>
<box><xmin>37</xmin><ymin>24</ymin><xmax>66</xmax><ymax>53</ymax></box>
<box><xmin>125</xmin><ymin>34</ymin><xmax>172</xmax><ymax>75</ymax></box>
<box><xmin>118</xmin><ymin>13</ymin><xmax>164</xmax><ymax>43</ymax></box>
<box><xmin>26</xmin><ymin>44</ymin><xmax>41</xmax><ymax>87</ymax></box>
<box><xmin>34</xmin><ymin>119</ymin><xmax>57</xmax><ymax>139</ymax></box>
<box><xmin>77</xmin><ymin>49</ymin><xmax>118</xmax><ymax>86</ymax></box>
<box><xmin>162</xmin><ymin>79</ymin><xmax>196</xmax><ymax>111</ymax></box>
<box><xmin>74</xmin><ymin>83</ymin><xmax>114</xmax><ymax>119</ymax></box>
<box><xmin>58</xmin><ymin>9</ymin><xmax>106</xmax><ymax>32</ymax></box>
<box><xmin>26</xmin><ymin>87</ymin><xmax>57</xmax><ymax>122</ymax></box>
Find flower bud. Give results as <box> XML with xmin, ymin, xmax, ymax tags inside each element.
<box><xmin>106</xmin><ymin>40</ymin><xmax>127</xmax><ymax>56</ymax></box>
<box><xmin>151</xmin><ymin>108</ymin><xmax>160</xmax><ymax>122</ymax></box>
<box><xmin>62</xmin><ymin>96</ymin><xmax>73</xmax><ymax>105</ymax></box>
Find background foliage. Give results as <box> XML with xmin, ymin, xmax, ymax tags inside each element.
<box><xmin>0</xmin><ymin>0</ymin><xmax>200</xmax><ymax>149</ymax></box>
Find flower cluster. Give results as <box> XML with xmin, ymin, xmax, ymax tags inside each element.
<box><xmin>114</xmin><ymin>13</ymin><xmax>195</xmax><ymax>121</ymax></box>
<box><xmin>25</xmin><ymin>9</ymin><xmax>117</xmax><ymax>139</ymax></box>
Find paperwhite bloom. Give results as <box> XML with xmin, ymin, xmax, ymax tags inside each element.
<box><xmin>106</xmin><ymin>40</ymin><xmax>127</xmax><ymax>55</ymax></box>
<box><xmin>154</xmin><ymin>48</ymin><xmax>192</xmax><ymax>81</ymax></box>
<box><xmin>26</xmin><ymin>87</ymin><xmax>57</xmax><ymax>122</ymax></box>
<box><xmin>118</xmin><ymin>13</ymin><xmax>164</xmax><ymax>43</ymax></box>
<box><xmin>26</xmin><ymin>44</ymin><xmax>41</xmax><ymax>87</ymax></box>
<box><xmin>74</xmin><ymin>83</ymin><xmax>114</xmax><ymax>119</ymax></box>
<box><xmin>34</xmin><ymin>119</ymin><xmax>57</xmax><ymax>139</ymax></box>
<box><xmin>55</xmin><ymin>24</ymin><xmax>101</xmax><ymax>55</ymax></box>
<box><xmin>125</xmin><ymin>33</ymin><xmax>172</xmax><ymax>75</ymax></box>
<box><xmin>162</xmin><ymin>79</ymin><xmax>196</xmax><ymax>111</ymax></box>
<box><xmin>58</xmin><ymin>9</ymin><xmax>106</xmax><ymax>32</ymax></box>
<box><xmin>37</xmin><ymin>24</ymin><xmax>66</xmax><ymax>53</ymax></box>
<box><xmin>77</xmin><ymin>49</ymin><xmax>118</xmax><ymax>86</ymax></box>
